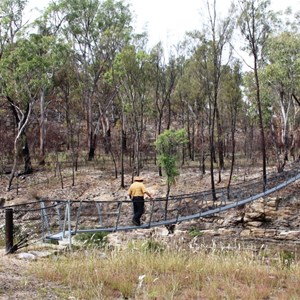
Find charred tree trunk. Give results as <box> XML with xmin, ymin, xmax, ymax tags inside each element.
<box><xmin>199</xmin><ymin>118</ymin><xmax>206</xmax><ymax>175</ymax></box>
<box><xmin>227</xmin><ymin>97</ymin><xmax>238</xmax><ymax>198</ymax></box>
<box><xmin>216</xmin><ymin>106</ymin><xmax>224</xmax><ymax>183</ymax></box>
<box><xmin>122</xmin><ymin>130</ymin><xmax>127</xmax><ymax>151</ymax></box>
<box><xmin>120</xmin><ymin>129</ymin><xmax>125</xmax><ymax>188</ymax></box>
<box><xmin>254</xmin><ymin>59</ymin><xmax>267</xmax><ymax>188</ymax></box>
<box><xmin>88</xmin><ymin>133</ymin><xmax>97</xmax><ymax>161</ymax></box>
<box><xmin>157</xmin><ymin>114</ymin><xmax>163</xmax><ymax>177</ymax></box>
<box><xmin>21</xmin><ymin>133</ymin><xmax>33</xmax><ymax>175</ymax></box>
<box><xmin>209</xmin><ymin>101</ymin><xmax>217</xmax><ymax>201</ymax></box>
<box><xmin>104</xmin><ymin>128</ymin><xmax>111</xmax><ymax>154</ymax></box>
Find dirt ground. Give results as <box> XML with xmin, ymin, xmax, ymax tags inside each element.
<box><xmin>0</xmin><ymin>248</ymin><xmax>74</xmax><ymax>300</ymax></box>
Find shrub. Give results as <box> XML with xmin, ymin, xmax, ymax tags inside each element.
<box><xmin>188</xmin><ymin>227</ymin><xmax>203</xmax><ymax>237</ymax></box>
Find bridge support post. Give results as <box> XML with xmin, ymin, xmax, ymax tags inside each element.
<box><xmin>5</xmin><ymin>208</ymin><xmax>14</xmax><ymax>254</ymax></box>
<box><xmin>67</xmin><ymin>200</ymin><xmax>72</xmax><ymax>250</ymax></box>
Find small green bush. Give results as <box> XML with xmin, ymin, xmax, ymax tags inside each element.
<box><xmin>142</xmin><ymin>239</ymin><xmax>164</xmax><ymax>253</ymax></box>
<box><xmin>280</xmin><ymin>250</ymin><xmax>295</xmax><ymax>268</ymax></box>
<box><xmin>188</xmin><ymin>227</ymin><xmax>203</xmax><ymax>237</ymax></box>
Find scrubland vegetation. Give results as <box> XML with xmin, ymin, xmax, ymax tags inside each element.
<box><xmin>32</xmin><ymin>237</ymin><xmax>300</xmax><ymax>299</ymax></box>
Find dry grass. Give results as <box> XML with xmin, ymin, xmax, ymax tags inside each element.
<box><xmin>31</xmin><ymin>240</ymin><xmax>300</xmax><ymax>300</ymax></box>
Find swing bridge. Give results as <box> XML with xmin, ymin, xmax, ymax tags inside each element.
<box><xmin>2</xmin><ymin>160</ymin><xmax>300</xmax><ymax>251</ymax></box>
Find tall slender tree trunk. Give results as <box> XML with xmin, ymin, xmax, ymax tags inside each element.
<box><xmin>167</xmin><ymin>99</ymin><xmax>171</xmax><ymax>130</ymax></box>
<box><xmin>157</xmin><ymin>112</ymin><xmax>163</xmax><ymax>176</ymax></box>
<box><xmin>227</xmin><ymin>128</ymin><xmax>236</xmax><ymax>198</ymax></box>
<box><xmin>87</xmin><ymin>90</ymin><xmax>95</xmax><ymax>161</ymax></box>
<box><xmin>227</xmin><ymin>99</ymin><xmax>238</xmax><ymax>198</ymax></box>
<box><xmin>21</xmin><ymin>133</ymin><xmax>33</xmax><ymax>175</ymax></box>
<box><xmin>254</xmin><ymin>60</ymin><xmax>267</xmax><ymax>188</ymax></box>
<box><xmin>164</xmin><ymin>182</ymin><xmax>171</xmax><ymax>220</ymax></box>
<box><xmin>199</xmin><ymin>118</ymin><xmax>206</xmax><ymax>175</ymax></box>
<box><xmin>88</xmin><ymin>133</ymin><xmax>97</xmax><ymax>161</ymax></box>
<box><xmin>209</xmin><ymin>102</ymin><xmax>217</xmax><ymax>201</ymax></box>
<box><xmin>187</xmin><ymin>112</ymin><xmax>193</xmax><ymax>160</ymax></box>
<box><xmin>120</xmin><ymin>128</ymin><xmax>125</xmax><ymax>188</ymax></box>
<box><xmin>7</xmin><ymin>103</ymin><xmax>33</xmax><ymax>191</ymax></box>
<box><xmin>216</xmin><ymin>105</ymin><xmax>224</xmax><ymax>183</ymax></box>
<box><xmin>39</xmin><ymin>88</ymin><xmax>46</xmax><ymax>165</ymax></box>
<box><xmin>7</xmin><ymin>100</ymin><xmax>33</xmax><ymax>191</ymax></box>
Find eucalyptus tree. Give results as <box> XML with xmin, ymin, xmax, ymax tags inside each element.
<box><xmin>186</xmin><ymin>0</ymin><xmax>235</xmax><ymax>199</ymax></box>
<box><xmin>50</xmin><ymin>43</ymin><xmax>84</xmax><ymax>185</ymax></box>
<box><xmin>0</xmin><ymin>0</ymin><xmax>27</xmax><ymax>58</ymax></box>
<box><xmin>43</xmin><ymin>0</ymin><xmax>133</xmax><ymax>160</ymax></box>
<box><xmin>0</xmin><ymin>0</ymin><xmax>28</xmax><ymax>173</ymax></box>
<box><xmin>220</xmin><ymin>62</ymin><xmax>243</xmax><ymax>193</ymax></box>
<box><xmin>114</xmin><ymin>44</ymin><xmax>152</xmax><ymax>178</ymax></box>
<box><xmin>149</xmin><ymin>43</ymin><xmax>178</xmax><ymax>135</ymax></box>
<box><xmin>175</xmin><ymin>54</ymin><xmax>197</xmax><ymax>163</ymax></box>
<box><xmin>205</xmin><ymin>0</ymin><xmax>235</xmax><ymax>185</ymax></box>
<box><xmin>262</xmin><ymin>31</ymin><xmax>300</xmax><ymax>171</ymax></box>
<box><xmin>0</xmin><ymin>0</ymin><xmax>36</xmax><ymax>189</ymax></box>
<box><xmin>149</xmin><ymin>43</ymin><xmax>179</xmax><ymax>175</ymax></box>
<box><xmin>0</xmin><ymin>33</ymin><xmax>63</xmax><ymax>190</ymax></box>
<box><xmin>175</xmin><ymin>47</ymin><xmax>208</xmax><ymax>174</ymax></box>
<box><xmin>237</xmin><ymin>0</ymin><xmax>277</xmax><ymax>186</ymax></box>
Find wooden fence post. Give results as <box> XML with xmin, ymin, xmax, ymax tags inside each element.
<box><xmin>5</xmin><ymin>208</ymin><xmax>13</xmax><ymax>254</ymax></box>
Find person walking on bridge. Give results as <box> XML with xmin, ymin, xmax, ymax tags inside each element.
<box><xmin>128</xmin><ymin>176</ymin><xmax>152</xmax><ymax>226</ymax></box>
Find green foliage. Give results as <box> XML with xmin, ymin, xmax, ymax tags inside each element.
<box><xmin>243</xmin><ymin>71</ymin><xmax>273</xmax><ymax>124</ymax></box>
<box><xmin>74</xmin><ymin>231</ymin><xmax>109</xmax><ymax>248</ymax></box>
<box><xmin>188</xmin><ymin>227</ymin><xmax>203</xmax><ymax>238</ymax></box>
<box><xmin>53</xmin><ymin>0</ymin><xmax>132</xmax><ymax>63</ymax></box>
<box><xmin>263</xmin><ymin>31</ymin><xmax>300</xmax><ymax>98</ymax></box>
<box><xmin>154</xmin><ymin>129</ymin><xmax>188</xmax><ymax>186</ymax></box>
<box><xmin>113</xmin><ymin>44</ymin><xmax>154</xmax><ymax>125</ymax></box>
<box><xmin>142</xmin><ymin>239</ymin><xmax>164</xmax><ymax>253</ymax></box>
<box><xmin>280</xmin><ymin>250</ymin><xmax>295</xmax><ymax>269</ymax></box>
<box><xmin>0</xmin><ymin>0</ymin><xmax>27</xmax><ymax>49</ymax></box>
<box><xmin>238</xmin><ymin>0</ymin><xmax>277</xmax><ymax>55</ymax></box>
<box><xmin>0</xmin><ymin>33</ymin><xmax>68</xmax><ymax>109</ymax></box>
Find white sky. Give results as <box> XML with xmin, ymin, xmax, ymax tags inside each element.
<box><xmin>128</xmin><ymin>0</ymin><xmax>300</xmax><ymax>49</ymax></box>
<box><xmin>27</xmin><ymin>0</ymin><xmax>300</xmax><ymax>49</ymax></box>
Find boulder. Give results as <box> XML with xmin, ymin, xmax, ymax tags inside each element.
<box><xmin>246</xmin><ymin>221</ymin><xmax>263</xmax><ymax>228</ymax></box>
<box><xmin>250</xmin><ymin>228</ymin><xmax>266</xmax><ymax>237</ymax></box>
<box><xmin>240</xmin><ymin>229</ymin><xmax>251</xmax><ymax>237</ymax></box>
<box><xmin>278</xmin><ymin>230</ymin><xmax>300</xmax><ymax>240</ymax></box>
<box><xmin>266</xmin><ymin>197</ymin><xmax>280</xmax><ymax>209</ymax></box>
<box><xmin>243</xmin><ymin>212</ymin><xmax>265</xmax><ymax>222</ymax></box>
<box><xmin>264</xmin><ymin>229</ymin><xmax>277</xmax><ymax>237</ymax></box>
<box><xmin>17</xmin><ymin>252</ymin><xmax>36</xmax><ymax>261</ymax></box>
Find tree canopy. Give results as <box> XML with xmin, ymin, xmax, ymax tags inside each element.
<box><xmin>0</xmin><ymin>0</ymin><xmax>299</xmax><ymax>194</ymax></box>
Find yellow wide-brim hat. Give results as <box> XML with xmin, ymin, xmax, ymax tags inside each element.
<box><xmin>134</xmin><ymin>176</ymin><xmax>143</xmax><ymax>182</ymax></box>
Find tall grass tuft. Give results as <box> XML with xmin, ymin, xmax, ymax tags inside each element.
<box><xmin>31</xmin><ymin>240</ymin><xmax>300</xmax><ymax>299</ymax></box>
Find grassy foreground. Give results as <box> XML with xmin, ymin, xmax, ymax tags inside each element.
<box><xmin>31</xmin><ymin>238</ymin><xmax>300</xmax><ymax>300</ymax></box>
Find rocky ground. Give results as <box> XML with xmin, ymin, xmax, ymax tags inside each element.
<box><xmin>1</xmin><ymin>163</ymin><xmax>300</xmax><ymax>299</ymax></box>
<box><xmin>0</xmin><ymin>247</ymin><xmax>72</xmax><ymax>300</ymax></box>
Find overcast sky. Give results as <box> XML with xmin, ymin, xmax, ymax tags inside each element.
<box><xmin>27</xmin><ymin>0</ymin><xmax>300</xmax><ymax>49</ymax></box>
<box><xmin>129</xmin><ymin>0</ymin><xmax>299</xmax><ymax>48</ymax></box>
